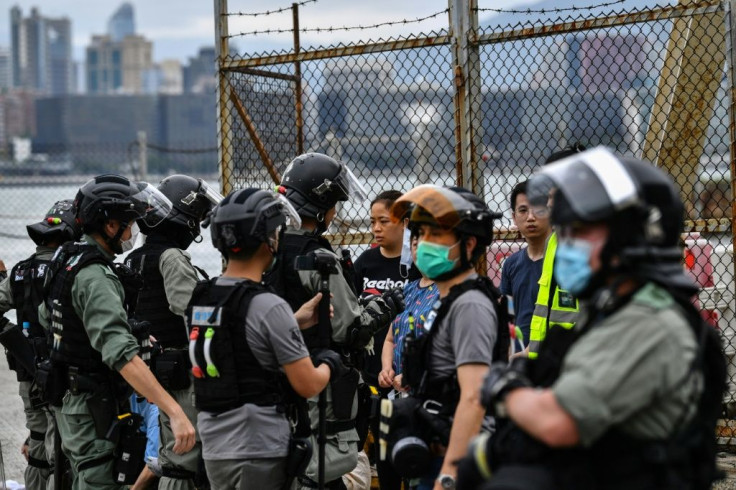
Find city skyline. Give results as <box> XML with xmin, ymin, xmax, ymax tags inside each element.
<box><xmin>0</xmin><ymin>0</ymin><xmax>543</xmax><ymax>65</ymax></box>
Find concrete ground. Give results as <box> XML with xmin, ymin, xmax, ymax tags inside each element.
<box><xmin>3</xmin><ymin>356</ymin><xmax>736</xmax><ymax>488</ymax></box>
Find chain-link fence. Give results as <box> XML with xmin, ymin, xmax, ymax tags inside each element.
<box><xmin>216</xmin><ymin>0</ymin><xmax>736</xmax><ymax>440</ymax></box>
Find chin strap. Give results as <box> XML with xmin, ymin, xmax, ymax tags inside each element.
<box><xmin>104</xmin><ymin>219</ymin><xmax>129</xmax><ymax>254</ymax></box>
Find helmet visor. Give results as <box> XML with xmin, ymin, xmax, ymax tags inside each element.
<box><xmin>527</xmin><ymin>146</ymin><xmax>640</xmax><ymax>224</ymax></box>
<box><xmin>332</xmin><ymin>164</ymin><xmax>368</xmax><ymax>203</ymax></box>
<box><xmin>390</xmin><ymin>184</ymin><xmax>478</xmax><ymax>229</ymax></box>
<box><xmin>134</xmin><ymin>183</ymin><xmax>173</xmax><ymax>228</ymax></box>
<box><xmin>196</xmin><ymin>181</ymin><xmax>224</xmax><ymax>207</ymax></box>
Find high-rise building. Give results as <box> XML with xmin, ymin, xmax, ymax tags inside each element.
<box><xmin>183</xmin><ymin>47</ymin><xmax>216</xmax><ymax>94</ymax></box>
<box><xmin>86</xmin><ymin>34</ymin><xmax>153</xmax><ymax>94</ymax></box>
<box><xmin>108</xmin><ymin>3</ymin><xmax>135</xmax><ymax>42</ymax></box>
<box><xmin>0</xmin><ymin>47</ymin><xmax>11</xmax><ymax>90</ymax></box>
<box><xmin>9</xmin><ymin>6</ymin><xmax>73</xmax><ymax>95</ymax></box>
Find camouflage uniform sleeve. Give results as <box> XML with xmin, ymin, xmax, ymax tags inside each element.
<box><xmin>159</xmin><ymin>248</ymin><xmax>199</xmax><ymax>317</ymax></box>
<box><xmin>72</xmin><ymin>263</ymin><xmax>139</xmax><ymax>372</ymax></box>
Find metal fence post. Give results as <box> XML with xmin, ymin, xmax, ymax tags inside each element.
<box><xmin>215</xmin><ymin>0</ymin><xmax>234</xmax><ymax>195</ymax></box>
<box><xmin>727</xmin><ymin>0</ymin><xmax>736</xmax><ymax>290</ymax></box>
<box><xmin>293</xmin><ymin>3</ymin><xmax>304</xmax><ymax>156</ymax></box>
<box><xmin>449</xmin><ymin>0</ymin><xmax>483</xmax><ymax>195</ymax></box>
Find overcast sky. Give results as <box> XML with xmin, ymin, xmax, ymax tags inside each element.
<box><xmin>0</xmin><ymin>0</ymin><xmax>539</xmax><ymax>64</ymax></box>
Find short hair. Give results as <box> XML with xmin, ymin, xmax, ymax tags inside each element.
<box><xmin>510</xmin><ymin>180</ymin><xmax>528</xmax><ymax>212</ymax></box>
<box><xmin>371</xmin><ymin>190</ymin><xmax>403</xmax><ymax>209</ymax></box>
<box><xmin>545</xmin><ymin>142</ymin><xmax>586</xmax><ymax>165</ymax></box>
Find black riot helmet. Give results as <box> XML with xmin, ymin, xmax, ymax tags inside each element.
<box><xmin>279</xmin><ymin>153</ymin><xmax>366</xmax><ymax>223</ymax></box>
<box><xmin>26</xmin><ymin>199</ymin><xmax>82</xmax><ymax>246</ymax></box>
<box><xmin>529</xmin><ymin>146</ymin><xmax>694</xmax><ymax>293</ymax></box>
<box><xmin>391</xmin><ymin>184</ymin><xmax>501</xmax><ymax>280</ymax></box>
<box><xmin>75</xmin><ymin>174</ymin><xmax>172</xmax><ymax>252</ymax></box>
<box><xmin>210</xmin><ymin>188</ymin><xmax>301</xmax><ymax>259</ymax></box>
<box><xmin>151</xmin><ymin>175</ymin><xmax>223</xmax><ymax>247</ymax></box>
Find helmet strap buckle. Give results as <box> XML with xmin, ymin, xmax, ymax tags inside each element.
<box><xmin>313</xmin><ymin>180</ymin><xmax>332</xmax><ymax>196</ymax></box>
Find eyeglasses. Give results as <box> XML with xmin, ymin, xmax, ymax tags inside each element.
<box><xmin>514</xmin><ymin>206</ymin><xmax>550</xmax><ymax>218</ymax></box>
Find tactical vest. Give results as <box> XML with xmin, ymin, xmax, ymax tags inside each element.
<box><xmin>186</xmin><ymin>278</ymin><xmax>286</xmax><ymax>414</ymax></box>
<box><xmin>405</xmin><ymin>276</ymin><xmax>510</xmax><ymax>411</ymax></box>
<box><xmin>491</xmin><ymin>283</ymin><xmax>725</xmax><ymax>490</ymax></box>
<box><xmin>264</xmin><ymin>230</ymin><xmax>356</xmax><ymax>350</ymax></box>
<box><xmin>528</xmin><ymin>233</ymin><xmax>580</xmax><ymax>359</ymax></box>
<box><xmin>7</xmin><ymin>255</ymin><xmax>52</xmax><ymax>380</ymax></box>
<box><xmin>45</xmin><ymin>242</ymin><xmax>114</xmax><ymax>374</ymax></box>
<box><xmin>125</xmin><ymin>239</ymin><xmax>188</xmax><ymax>348</ymax></box>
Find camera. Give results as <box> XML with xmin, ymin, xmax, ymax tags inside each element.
<box><xmin>294</xmin><ymin>250</ymin><xmax>339</xmax><ymax>275</ymax></box>
<box><xmin>379</xmin><ymin>397</ymin><xmax>433</xmax><ymax>479</ymax></box>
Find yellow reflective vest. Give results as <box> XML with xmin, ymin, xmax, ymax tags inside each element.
<box><xmin>528</xmin><ymin>232</ymin><xmax>580</xmax><ymax>359</ymax></box>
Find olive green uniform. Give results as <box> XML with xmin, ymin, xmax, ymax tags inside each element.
<box><xmin>552</xmin><ymin>282</ymin><xmax>701</xmax><ymax>446</ymax></box>
<box><xmin>0</xmin><ymin>246</ymin><xmax>57</xmax><ymax>490</ymax></box>
<box><xmin>156</xmin><ymin>248</ymin><xmax>202</xmax><ymax>490</ymax></box>
<box><xmin>38</xmin><ymin>236</ymin><xmax>140</xmax><ymax>489</ymax></box>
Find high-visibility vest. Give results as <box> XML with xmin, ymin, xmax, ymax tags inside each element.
<box><xmin>528</xmin><ymin>233</ymin><xmax>580</xmax><ymax>359</ymax></box>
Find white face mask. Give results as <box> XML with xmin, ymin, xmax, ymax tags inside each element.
<box><xmin>121</xmin><ymin>222</ymin><xmax>140</xmax><ymax>253</ymax></box>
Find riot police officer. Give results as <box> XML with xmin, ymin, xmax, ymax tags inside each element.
<box><xmin>0</xmin><ymin>199</ymin><xmax>80</xmax><ymax>490</ymax></box>
<box><xmin>189</xmin><ymin>187</ymin><xmax>346</xmax><ymax>490</ymax></box>
<box><xmin>125</xmin><ymin>174</ymin><xmax>221</xmax><ymax>489</ymax></box>
<box><xmin>265</xmin><ymin>152</ymin><xmax>404</xmax><ymax>488</ymax></box>
<box><xmin>379</xmin><ymin>185</ymin><xmax>508</xmax><ymax>490</ymax></box>
<box><xmin>38</xmin><ymin>175</ymin><xmax>196</xmax><ymax>489</ymax></box>
<box><xmin>469</xmin><ymin>147</ymin><xmax>725</xmax><ymax>489</ymax></box>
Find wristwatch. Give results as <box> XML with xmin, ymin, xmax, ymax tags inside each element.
<box><xmin>437</xmin><ymin>474</ymin><xmax>456</xmax><ymax>489</ymax></box>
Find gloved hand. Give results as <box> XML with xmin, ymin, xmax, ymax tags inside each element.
<box><xmin>348</xmin><ymin>296</ymin><xmax>394</xmax><ymax>349</ymax></box>
<box><xmin>312</xmin><ymin>349</ymin><xmax>348</xmax><ymax>381</ymax></box>
<box><xmin>480</xmin><ymin>360</ymin><xmax>531</xmax><ymax>417</ymax></box>
<box><xmin>381</xmin><ymin>288</ymin><xmax>405</xmax><ymax>318</ymax></box>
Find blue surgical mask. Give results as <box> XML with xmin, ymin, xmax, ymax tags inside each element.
<box><xmin>554</xmin><ymin>239</ymin><xmax>593</xmax><ymax>296</ymax></box>
<box><xmin>415</xmin><ymin>240</ymin><xmax>459</xmax><ymax>279</ymax></box>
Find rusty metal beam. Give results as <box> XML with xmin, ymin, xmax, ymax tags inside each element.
<box><xmin>214</xmin><ymin>0</ymin><xmax>233</xmax><ymax>195</ymax></box>
<box><xmin>221</xmin><ymin>34</ymin><xmax>452</xmax><ymax>69</ymax></box>
<box><xmin>227</xmin><ymin>80</ymin><xmax>282</xmax><ymax>184</ymax></box>
<box><xmin>226</xmin><ymin>66</ymin><xmax>299</xmax><ymax>82</ymax></box>
<box><xmin>643</xmin><ymin>0</ymin><xmax>725</xmax><ymax>217</ymax></box>
<box><xmin>293</xmin><ymin>3</ymin><xmax>304</xmax><ymax>155</ymax></box>
<box><xmin>476</xmin><ymin>2</ymin><xmax>721</xmax><ymax>44</ymax></box>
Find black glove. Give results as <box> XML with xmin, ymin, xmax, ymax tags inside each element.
<box><xmin>480</xmin><ymin>360</ymin><xmax>531</xmax><ymax>417</ymax></box>
<box><xmin>381</xmin><ymin>288</ymin><xmax>405</xmax><ymax>318</ymax></box>
<box><xmin>312</xmin><ymin>349</ymin><xmax>348</xmax><ymax>381</ymax></box>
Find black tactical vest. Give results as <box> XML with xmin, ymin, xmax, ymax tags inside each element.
<box><xmin>406</xmin><ymin>276</ymin><xmax>509</xmax><ymax>404</ymax></box>
<box><xmin>264</xmin><ymin>230</ymin><xmax>354</xmax><ymax>313</ymax></box>
<box><xmin>125</xmin><ymin>238</ymin><xmax>188</xmax><ymax>348</ymax></box>
<box><xmin>7</xmin><ymin>255</ymin><xmax>52</xmax><ymax>380</ymax></box>
<box><xmin>10</xmin><ymin>255</ymin><xmax>51</xmax><ymax>339</ymax></box>
<box><xmin>186</xmin><ymin>278</ymin><xmax>286</xmax><ymax>414</ymax></box>
<box><xmin>45</xmin><ymin>242</ymin><xmax>114</xmax><ymax>374</ymax></box>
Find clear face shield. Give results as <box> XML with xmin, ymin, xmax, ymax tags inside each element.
<box><xmin>275</xmin><ymin>194</ymin><xmax>302</xmax><ymax>229</ymax></box>
<box><xmin>527</xmin><ymin>146</ymin><xmax>640</xmax><ymax>227</ymax></box>
<box><xmin>328</xmin><ymin>164</ymin><xmax>368</xmax><ymax>203</ymax></box>
<box><xmin>134</xmin><ymin>183</ymin><xmax>173</xmax><ymax>228</ymax></box>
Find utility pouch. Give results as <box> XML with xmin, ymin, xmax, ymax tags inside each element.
<box><xmin>285</xmin><ymin>437</ymin><xmax>313</xmax><ymax>478</ymax></box>
<box><xmin>0</xmin><ymin>324</ymin><xmax>37</xmax><ymax>376</ymax></box>
<box><xmin>331</xmin><ymin>367</ymin><xmax>359</xmax><ymax>420</ymax></box>
<box><xmin>86</xmin><ymin>386</ymin><xmax>117</xmax><ymax>440</ymax></box>
<box><xmin>32</xmin><ymin>336</ymin><xmax>49</xmax><ymax>362</ymax></box>
<box><xmin>152</xmin><ymin>350</ymin><xmax>191</xmax><ymax>391</ymax></box>
<box><xmin>35</xmin><ymin>359</ymin><xmax>67</xmax><ymax>405</ymax></box>
<box><xmin>108</xmin><ymin>413</ymin><xmax>147</xmax><ymax>485</ymax></box>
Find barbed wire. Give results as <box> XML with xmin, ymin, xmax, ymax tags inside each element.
<box><xmin>226</xmin><ymin>8</ymin><xmax>449</xmax><ymax>39</ymax></box>
<box><xmin>475</xmin><ymin>0</ymin><xmax>626</xmax><ymax>14</ymax></box>
<box><xmin>225</xmin><ymin>0</ymin><xmax>317</xmax><ymax>17</ymax></box>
